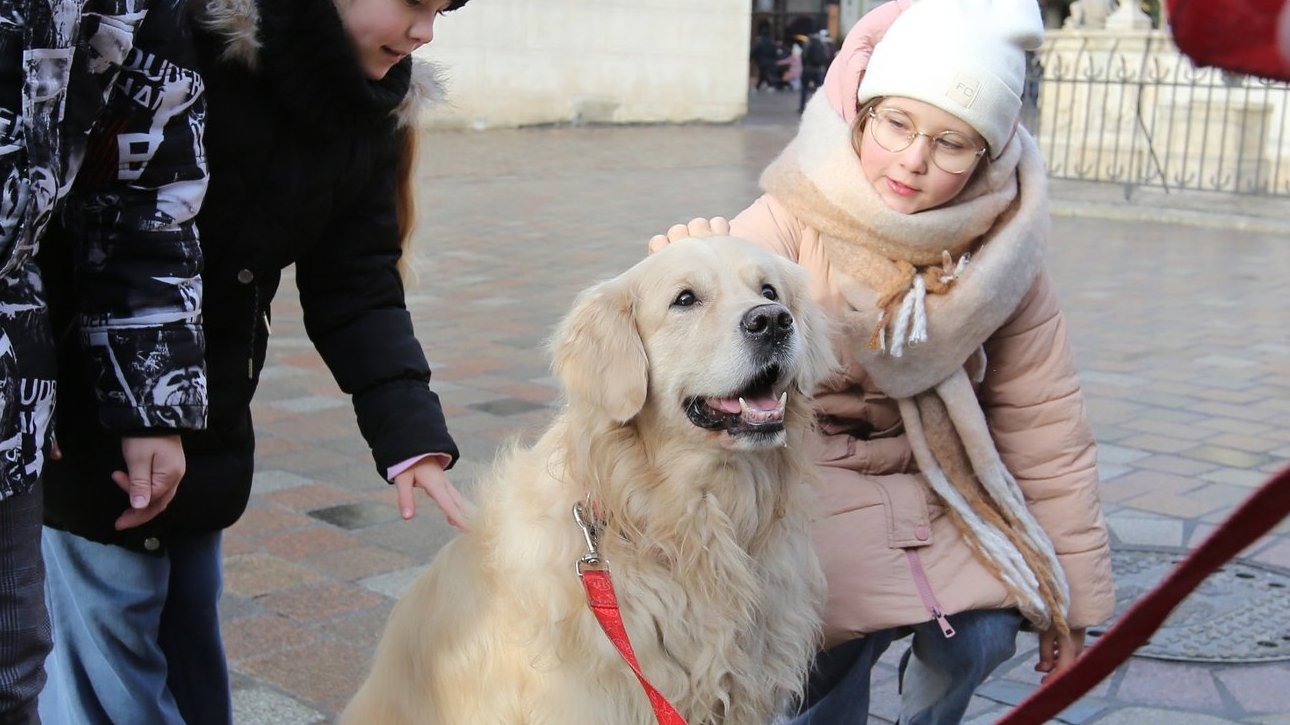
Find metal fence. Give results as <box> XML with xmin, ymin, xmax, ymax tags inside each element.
<box><xmin>1025</xmin><ymin>32</ymin><xmax>1290</xmax><ymax>197</ymax></box>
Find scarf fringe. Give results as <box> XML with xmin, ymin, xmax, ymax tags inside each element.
<box><xmin>899</xmin><ymin>376</ymin><xmax>1071</xmax><ymax>635</ymax></box>
<box><xmin>936</xmin><ymin>373</ymin><xmax>1070</xmax><ymax>596</ymax></box>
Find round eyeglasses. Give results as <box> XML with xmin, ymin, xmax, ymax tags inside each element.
<box><xmin>866</xmin><ymin>108</ymin><xmax>987</xmax><ymax>175</ymax></box>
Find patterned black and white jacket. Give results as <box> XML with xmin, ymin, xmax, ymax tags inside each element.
<box><xmin>0</xmin><ymin>0</ymin><xmax>207</xmax><ymax>500</ymax></box>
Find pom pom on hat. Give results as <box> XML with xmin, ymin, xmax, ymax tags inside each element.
<box><xmin>857</xmin><ymin>0</ymin><xmax>1044</xmax><ymax>155</ymax></box>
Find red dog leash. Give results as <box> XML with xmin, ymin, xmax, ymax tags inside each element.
<box><xmin>997</xmin><ymin>464</ymin><xmax>1290</xmax><ymax>725</ymax></box>
<box><xmin>575</xmin><ymin>503</ymin><xmax>689</xmax><ymax>725</ymax></box>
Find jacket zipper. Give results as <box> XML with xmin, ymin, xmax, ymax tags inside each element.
<box><xmin>248</xmin><ymin>285</ymin><xmax>263</xmax><ymax>379</ymax></box>
<box><xmin>904</xmin><ymin>549</ymin><xmax>956</xmax><ymax>638</ymax></box>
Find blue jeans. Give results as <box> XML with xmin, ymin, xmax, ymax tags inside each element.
<box><xmin>39</xmin><ymin>528</ymin><xmax>231</xmax><ymax>725</ymax></box>
<box><xmin>0</xmin><ymin>486</ymin><xmax>50</xmax><ymax>725</ymax></box>
<box><xmin>786</xmin><ymin>608</ymin><xmax>1024</xmax><ymax>724</ymax></box>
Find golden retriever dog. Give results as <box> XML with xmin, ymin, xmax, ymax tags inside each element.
<box><xmin>342</xmin><ymin>237</ymin><xmax>835</xmax><ymax>725</ymax></box>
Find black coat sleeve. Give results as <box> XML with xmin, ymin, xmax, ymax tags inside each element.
<box><xmin>293</xmin><ymin>155</ymin><xmax>458</xmax><ymax>477</ymax></box>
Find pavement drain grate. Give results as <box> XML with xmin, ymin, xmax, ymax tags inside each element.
<box><xmin>1094</xmin><ymin>547</ymin><xmax>1290</xmax><ymax>663</ymax></box>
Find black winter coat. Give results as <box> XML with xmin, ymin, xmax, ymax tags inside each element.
<box><xmin>43</xmin><ymin>0</ymin><xmax>459</xmax><ymax>551</ymax></box>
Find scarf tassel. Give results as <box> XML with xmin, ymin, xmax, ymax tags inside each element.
<box><xmin>868</xmin><ymin>252</ymin><xmax>970</xmax><ymax>356</ymax></box>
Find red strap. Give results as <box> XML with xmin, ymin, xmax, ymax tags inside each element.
<box><xmin>581</xmin><ymin>568</ymin><xmax>689</xmax><ymax>725</ymax></box>
<box><xmin>997</xmin><ymin>464</ymin><xmax>1290</xmax><ymax>725</ymax></box>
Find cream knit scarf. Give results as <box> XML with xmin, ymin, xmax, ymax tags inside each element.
<box><xmin>762</xmin><ymin>95</ymin><xmax>1070</xmax><ymax>634</ymax></box>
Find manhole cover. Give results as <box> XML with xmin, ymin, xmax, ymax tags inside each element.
<box><xmin>1095</xmin><ymin>548</ymin><xmax>1290</xmax><ymax>663</ymax></box>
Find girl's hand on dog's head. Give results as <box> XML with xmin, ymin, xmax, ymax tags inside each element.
<box><xmin>647</xmin><ymin>217</ymin><xmax>731</xmax><ymax>254</ymax></box>
<box><xmin>394</xmin><ymin>457</ymin><xmax>477</xmax><ymax>531</ymax></box>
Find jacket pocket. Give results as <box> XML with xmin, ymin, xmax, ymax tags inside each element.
<box><xmin>870</xmin><ymin>473</ymin><xmax>934</xmax><ymax>549</ymax></box>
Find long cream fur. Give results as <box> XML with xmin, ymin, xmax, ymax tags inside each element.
<box><xmin>342</xmin><ymin>238</ymin><xmax>836</xmax><ymax>725</ymax></box>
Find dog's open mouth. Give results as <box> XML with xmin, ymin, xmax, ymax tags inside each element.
<box><xmin>684</xmin><ymin>364</ymin><xmax>788</xmax><ymax>436</ymax></box>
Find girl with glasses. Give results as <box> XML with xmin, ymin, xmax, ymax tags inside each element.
<box><xmin>651</xmin><ymin>0</ymin><xmax>1113</xmax><ymax>721</ymax></box>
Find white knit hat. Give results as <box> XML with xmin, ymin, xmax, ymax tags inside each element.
<box><xmin>857</xmin><ymin>0</ymin><xmax>1044</xmax><ymax>156</ymax></box>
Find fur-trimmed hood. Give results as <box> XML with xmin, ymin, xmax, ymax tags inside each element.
<box><xmin>191</xmin><ymin>0</ymin><xmax>445</xmax><ymax>128</ymax></box>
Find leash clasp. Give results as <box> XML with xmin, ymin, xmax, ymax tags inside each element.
<box><xmin>573</xmin><ymin>501</ymin><xmax>606</xmax><ymax>575</ymax></box>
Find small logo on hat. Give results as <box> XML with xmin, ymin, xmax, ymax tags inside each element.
<box><xmin>947</xmin><ymin>73</ymin><xmax>979</xmax><ymax>109</ymax></box>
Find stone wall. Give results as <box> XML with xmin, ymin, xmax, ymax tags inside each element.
<box><xmin>413</xmin><ymin>0</ymin><xmax>751</xmax><ymax>129</ymax></box>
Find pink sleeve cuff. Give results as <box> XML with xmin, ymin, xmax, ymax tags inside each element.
<box><xmin>386</xmin><ymin>452</ymin><xmax>453</xmax><ymax>482</ymax></box>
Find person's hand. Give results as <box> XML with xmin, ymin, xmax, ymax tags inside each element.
<box><xmin>114</xmin><ymin>435</ymin><xmax>186</xmax><ymax>530</ymax></box>
<box><xmin>647</xmin><ymin>216</ymin><xmax>731</xmax><ymax>254</ymax></box>
<box><xmin>393</xmin><ymin>456</ymin><xmax>476</xmax><ymax>531</ymax></box>
<box><xmin>1034</xmin><ymin>626</ymin><xmax>1086</xmax><ymax>684</ymax></box>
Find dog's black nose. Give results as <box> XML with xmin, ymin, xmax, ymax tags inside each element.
<box><xmin>741</xmin><ymin>303</ymin><xmax>794</xmax><ymax>343</ymax></box>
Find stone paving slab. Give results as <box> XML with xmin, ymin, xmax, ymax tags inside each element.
<box><xmin>222</xmin><ymin>88</ymin><xmax>1290</xmax><ymax>723</ymax></box>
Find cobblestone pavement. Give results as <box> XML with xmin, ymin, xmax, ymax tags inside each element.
<box><xmin>223</xmin><ymin>89</ymin><xmax>1290</xmax><ymax>724</ymax></box>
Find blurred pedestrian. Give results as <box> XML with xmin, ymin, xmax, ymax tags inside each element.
<box><xmin>799</xmin><ymin>30</ymin><xmax>832</xmax><ymax>112</ymax></box>
<box><xmin>780</xmin><ymin>37</ymin><xmax>805</xmax><ymax>91</ymax></box>
<box><xmin>752</xmin><ymin>27</ymin><xmax>780</xmax><ymax>92</ymax></box>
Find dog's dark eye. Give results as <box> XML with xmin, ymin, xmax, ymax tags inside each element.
<box><xmin>672</xmin><ymin>290</ymin><xmax>698</xmax><ymax>308</ymax></box>
<box><xmin>761</xmin><ymin>284</ymin><xmax>779</xmax><ymax>301</ymax></box>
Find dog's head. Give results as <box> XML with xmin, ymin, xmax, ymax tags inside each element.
<box><xmin>552</xmin><ymin>236</ymin><xmax>834</xmax><ymax>451</ymax></box>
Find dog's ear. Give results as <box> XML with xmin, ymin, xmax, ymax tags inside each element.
<box><xmin>551</xmin><ymin>276</ymin><xmax>648</xmax><ymax>423</ymax></box>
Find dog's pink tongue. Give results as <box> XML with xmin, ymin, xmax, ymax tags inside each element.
<box><xmin>743</xmin><ymin>393</ymin><xmax>780</xmax><ymax>411</ymax></box>
<box><xmin>708</xmin><ymin>397</ymin><xmax>743</xmax><ymax>414</ymax></box>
